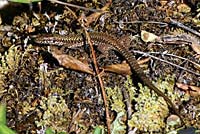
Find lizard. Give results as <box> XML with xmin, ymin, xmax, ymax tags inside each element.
<box><xmin>32</xmin><ymin>32</ymin><xmax>183</xmax><ymax>123</ymax></box>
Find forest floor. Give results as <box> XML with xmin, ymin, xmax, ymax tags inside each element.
<box><xmin>0</xmin><ymin>0</ymin><xmax>200</xmax><ymax>133</ymax></box>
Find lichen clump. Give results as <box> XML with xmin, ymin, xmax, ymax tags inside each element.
<box><xmin>128</xmin><ymin>83</ymin><xmax>169</xmax><ymax>132</ymax></box>
<box><xmin>36</xmin><ymin>91</ymin><xmax>71</xmax><ymax>133</ymax></box>
<box><xmin>106</xmin><ymin>76</ymin><xmax>181</xmax><ymax>133</ymax></box>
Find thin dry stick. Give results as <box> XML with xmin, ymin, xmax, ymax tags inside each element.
<box><xmin>48</xmin><ymin>0</ymin><xmax>102</xmax><ymax>12</ymax></box>
<box><xmin>48</xmin><ymin>0</ymin><xmax>111</xmax><ymax>27</ymax></box>
<box><xmin>114</xmin><ymin>20</ymin><xmax>168</xmax><ymax>27</ymax></box>
<box><xmin>64</xmin><ymin>6</ymin><xmax>78</xmax><ymax>19</ymax></box>
<box><xmin>79</xmin><ymin>1</ymin><xmax>112</xmax><ymax>133</ymax></box>
<box><xmin>83</xmin><ymin>29</ymin><xmax>111</xmax><ymax>134</ymax></box>
<box><xmin>133</xmin><ymin>50</ymin><xmax>200</xmax><ymax>76</ymax></box>
<box><xmin>121</xmin><ymin>87</ymin><xmax>132</xmax><ymax>131</ymax></box>
<box><xmin>68</xmin><ymin>108</ymin><xmax>86</xmax><ymax>132</ymax></box>
<box><xmin>49</xmin><ymin>0</ymin><xmax>112</xmax><ymax>132</ymax></box>
<box><xmin>149</xmin><ymin>52</ymin><xmax>200</xmax><ymax>68</ymax></box>
<box><xmin>168</xmin><ymin>18</ymin><xmax>200</xmax><ymax>37</ymax></box>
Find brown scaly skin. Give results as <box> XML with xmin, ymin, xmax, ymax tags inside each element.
<box><xmin>33</xmin><ymin>32</ymin><xmax>184</xmax><ymax>124</ymax></box>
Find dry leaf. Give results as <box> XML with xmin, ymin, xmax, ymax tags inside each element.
<box><xmin>186</xmin><ymin>35</ymin><xmax>200</xmax><ymax>54</ymax></box>
<box><xmin>191</xmin><ymin>42</ymin><xmax>200</xmax><ymax>54</ymax></box>
<box><xmin>176</xmin><ymin>83</ymin><xmax>200</xmax><ymax>97</ymax></box>
<box><xmin>189</xmin><ymin>85</ymin><xmax>200</xmax><ymax>97</ymax></box>
<box><xmin>81</xmin><ymin>1</ymin><xmax>111</xmax><ymax>26</ymax></box>
<box><xmin>176</xmin><ymin>83</ymin><xmax>189</xmax><ymax>90</ymax></box>
<box><xmin>162</xmin><ymin>34</ymin><xmax>200</xmax><ymax>54</ymax></box>
<box><xmin>141</xmin><ymin>30</ymin><xmax>159</xmax><ymax>43</ymax></box>
<box><xmin>51</xmin><ymin>51</ymin><xmax>94</xmax><ymax>75</ymax></box>
<box><xmin>104</xmin><ymin>62</ymin><xmax>131</xmax><ymax>75</ymax></box>
<box><xmin>103</xmin><ymin>57</ymin><xmax>148</xmax><ymax>75</ymax></box>
<box><xmin>137</xmin><ymin>57</ymin><xmax>151</xmax><ymax>65</ymax></box>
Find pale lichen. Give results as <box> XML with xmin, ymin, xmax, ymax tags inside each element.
<box><xmin>35</xmin><ymin>65</ymin><xmax>72</xmax><ymax>133</ymax></box>
<box><xmin>128</xmin><ymin>83</ymin><xmax>169</xmax><ymax>132</ymax></box>
<box><xmin>106</xmin><ymin>86</ymin><xmax>126</xmax><ymax>113</ymax></box>
<box><xmin>128</xmin><ymin>75</ymin><xmax>182</xmax><ymax>132</ymax></box>
<box><xmin>0</xmin><ymin>45</ymin><xmax>29</xmax><ymax>96</ymax></box>
<box><xmin>111</xmin><ymin>112</ymin><xmax>126</xmax><ymax>134</ymax></box>
<box><xmin>106</xmin><ymin>75</ymin><xmax>181</xmax><ymax>133</ymax></box>
<box><xmin>35</xmin><ymin>91</ymin><xmax>71</xmax><ymax>133</ymax></box>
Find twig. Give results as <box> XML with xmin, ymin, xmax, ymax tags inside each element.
<box><xmin>121</xmin><ymin>87</ymin><xmax>132</xmax><ymax>131</ymax></box>
<box><xmin>64</xmin><ymin>6</ymin><xmax>78</xmax><ymax>19</ymax></box>
<box><xmin>48</xmin><ymin>0</ymin><xmax>111</xmax><ymax>27</ymax></box>
<box><xmin>48</xmin><ymin>0</ymin><xmax>102</xmax><ymax>12</ymax></box>
<box><xmin>114</xmin><ymin>20</ymin><xmax>168</xmax><ymax>27</ymax></box>
<box><xmin>167</xmin><ymin>17</ymin><xmax>200</xmax><ymax>37</ymax></box>
<box><xmin>49</xmin><ymin>0</ymin><xmax>113</xmax><ymax>132</ymax></box>
<box><xmin>133</xmin><ymin>50</ymin><xmax>200</xmax><ymax>77</ymax></box>
<box><xmin>77</xmin><ymin>1</ymin><xmax>112</xmax><ymax>133</ymax></box>
<box><xmin>84</xmin><ymin>29</ymin><xmax>111</xmax><ymax>134</ymax></box>
<box><xmin>78</xmin><ymin>13</ymin><xmax>111</xmax><ymax>133</ymax></box>
<box><xmin>149</xmin><ymin>51</ymin><xmax>200</xmax><ymax>68</ymax></box>
<box><xmin>68</xmin><ymin>108</ymin><xmax>86</xmax><ymax>132</ymax></box>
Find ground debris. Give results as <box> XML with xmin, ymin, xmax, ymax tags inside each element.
<box><xmin>0</xmin><ymin>0</ymin><xmax>199</xmax><ymax>133</ymax></box>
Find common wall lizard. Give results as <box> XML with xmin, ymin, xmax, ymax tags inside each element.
<box><xmin>33</xmin><ymin>32</ymin><xmax>182</xmax><ymax>122</ymax></box>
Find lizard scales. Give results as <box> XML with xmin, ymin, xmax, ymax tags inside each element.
<box><xmin>33</xmin><ymin>32</ymin><xmax>181</xmax><ymax>119</ymax></box>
